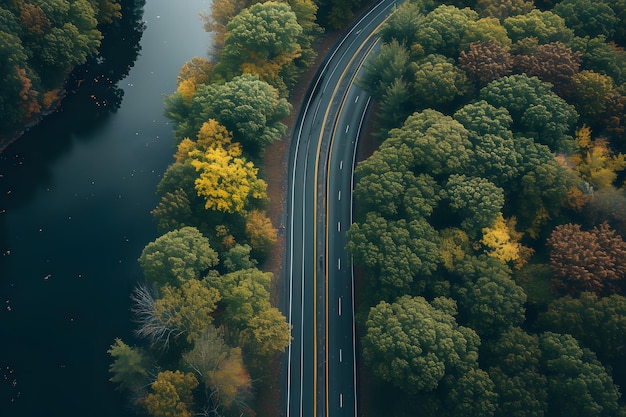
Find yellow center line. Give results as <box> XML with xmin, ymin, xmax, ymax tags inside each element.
<box><xmin>313</xmin><ymin>18</ymin><xmax>389</xmax><ymax>416</ymax></box>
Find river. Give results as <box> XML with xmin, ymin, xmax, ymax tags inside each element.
<box><xmin>0</xmin><ymin>0</ymin><xmax>212</xmax><ymax>414</ymax></box>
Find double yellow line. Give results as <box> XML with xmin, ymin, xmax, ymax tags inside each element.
<box><xmin>310</xmin><ymin>18</ymin><xmax>388</xmax><ymax>417</ymax></box>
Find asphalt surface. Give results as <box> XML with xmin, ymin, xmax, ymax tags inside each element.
<box><xmin>282</xmin><ymin>1</ymin><xmax>396</xmax><ymax>416</ymax></box>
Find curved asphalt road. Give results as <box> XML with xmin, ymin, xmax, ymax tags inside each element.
<box><xmin>281</xmin><ymin>1</ymin><xmax>396</xmax><ymax>416</ymax></box>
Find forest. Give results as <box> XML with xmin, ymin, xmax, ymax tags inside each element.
<box><xmin>0</xmin><ymin>0</ymin><xmax>122</xmax><ymax>142</ymax></box>
<box><xmin>348</xmin><ymin>0</ymin><xmax>626</xmax><ymax>416</ymax></box>
<box><xmin>106</xmin><ymin>1</ymin><xmax>372</xmax><ymax>416</ymax></box>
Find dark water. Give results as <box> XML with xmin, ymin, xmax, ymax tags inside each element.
<box><xmin>0</xmin><ymin>0</ymin><xmax>212</xmax><ymax>415</ymax></box>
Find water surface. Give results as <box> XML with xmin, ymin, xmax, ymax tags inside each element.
<box><xmin>0</xmin><ymin>0</ymin><xmax>212</xmax><ymax>414</ymax></box>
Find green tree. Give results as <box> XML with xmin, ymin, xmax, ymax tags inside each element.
<box><xmin>323</xmin><ymin>0</ymin><xmax>363</xmax><ymax>29</ymax></box>
<box><xmin>539</xmin><ymin>332</ymin><xmax>620</xmax><ymax>417</ymax></box>
<box><xmin>514</xmin><ymin>262</ymin><xmax>553</xmax><ymax>311</ymax></box>
<box><xmin>570</xmin><ymin>35</ymin><xmax>626</xmax><ymax>85</ymax></box>
<box><xmin>358</xmin><ymin>39</ymin><xmax>412</xmax><ymax>99</ymax></box>
<box><xmin>135</xmin><ymin>280</ymin><xmax>221</xmax><ymax>346</ymax></box>
<box><xmin>138</xmin><ymin>227</ymin><xmax>218</xmax><ymax>288</ymax></box>
<box><xmin>453</xmin><ymin>101</ymin><xmax>521</xmax><ymax>184</ymax></box>
<box><xmin>553</xmin><ymin>0</ymin><xmax>618</xmax><ymax>39</ymax></box>
<box><xmin>411</xmin><ymin>54</ymin><xmax>472</xmax><ymax>110</ymax></box>
<box><xmin>537</xmin><ymin>292</ymin><xmax>626</xmax><ymax>363</ymax></box>
<box><xmin>511</xmin><ymin>137</ymin><xmax>578</xmax><ymax>237</ymax></box>
<box><xmin>354</xmin><ymin>150</ymin><xmax>440</xmax><ymax>219</ymax></box>
<box><xmin>162</xmin><ymin>279</ymin><xmax>220</xmax><ymax>341</ymax></box>
<box><xmin>570</xmin><ymin>70</ymin><xmax>620</xmax><ymax>122</ymax></box>
<box><xmin>346</xmin><ymin>212</ymin><xmax>440</xmax><ymax>298</ymax></box>
<box><xmin>503</xmin><ymin>9</ymin><xmax>574</xmax><ymax>44</ymax></box>
<box><xmin>222</xmin><ymin>243</ymin><xmax>257</xmax><ymax>273</ymax></box>
<box><xmin>239</xmin><ymin>306</ymin><xmax>291</xmax><ymax>359</ymax></box>
<box><xmin>483</xmin><ymin>327</ymin><xmax>549</xmax><ymax>417</ymax></box>
<box><xmin>442</xmin><ymin>369</ymin><xmax>499</xmax><ymax>417</ymax></box>
<box><xmin>144</xmin><ymin>370</ymin><xmax>199</xmax><ymax>417</ymax></box>
<box><xmin>444</xmin><ymin>174</ymin><xmax>505</xmax><ymax>235</ymax></box>
<box><xmin>456</xmin><ymin>274</ymin><xmax>527</xmax><ymax>338</ymax></box>
<box><xmin>0</xmin><ymin>29</ymin><xmax>31</xmax><ymax>130</ymax></box>
<box><xmin>376</xmin><ymin>77</ymin><xmax>415</xmax><ymax>134</ymax></box>
<box><xmin>215</xmin><ymin>1</ymin><xmax>303</xmax><ymax>87</ymax></box>
<box><xmin>414</xmin><ymin>4</ymin><xmax>478</xmax><ymax>57</ymax></box>
<box><xmin>362</xmin><ymin>295</ymin><xmax>480</xmax><ymax>394</ymax></box>
<box><xmin>285</xmin><ymin>0</ymin><xmax>322</xmax><ymax>75</ymax></box>
<box><xmin>205</xmin><ymin>267</ymin><xmax>290</xmax><ymax>363</ymax></box>
<box><xmin>151</xmin><ymin>189</ymin><xmax>194</xmax><ymax>233</ymax></box>
<box><xmin>460</xmin><ymin>16</ymin><xmax>512</xmax><ymax>51</ymax></box>
<box><xmin>474</xmin><ymin>0</ymin><xmax>534</xmax><ymax>20</ymax></box>
<box><xmin>108</xmin><ymin>338</ymin><xmax>151</xmax><ymax>392</ymax></box>
<box><xmin>205</xmin><ymin>267</ymin><xmax>272</xmax><ymax>330</ymax></box>
<box><xmin>33</xmin><ymin>0</ymin><xmax>102</xmax><ymax>85</ymax></box>
<box><xmin>381</xmin><ymin>109</ymin><xmax>474</xmax><ymax>176</ymax></box>
<box><xmin>379</xmin><ymin>1</ymin><xmax>425</xmax><ymax>47</ymax></box>
<box><xmin>185</xmin><ymin>74</ymin><xmax>291</xmax><ymax>154</ymax></box>
<box><xmin>480</xmin><ymin>74</ymin><xmax>579</xmax><ymax>151</ymax></box>
<box><xmin>605</xmin><ymin>0</ymin><xmax>626</xmax><ymax>44</ymax></box>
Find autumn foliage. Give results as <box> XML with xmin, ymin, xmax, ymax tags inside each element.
<box><xmin>547</xmin><ymin>222</ymin><xmax>626</xmax><ymax>296</ymax></box>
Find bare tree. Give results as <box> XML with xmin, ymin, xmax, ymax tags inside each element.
<box><xmin>131</xmin><ymin>283</ymin><xmax>184</xmax><ymax>350</ymax></box>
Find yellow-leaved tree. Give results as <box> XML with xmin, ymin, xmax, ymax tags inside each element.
<box><xmin>480</xmin><ymin>214</ymin><xmax>533</xmax><ymax>269</ymax></box>
<box><xmin>174</xmin><ymin>119</ymin><xmax>235</xmax><ymax>163</ymax></box>
<box><xmin>245</xmin><ymin>209</ymin><xmax>278</xmax><ymax>257</ymax></box>
<box><xmin>143</xmin><ymin>370</ymin><xmax>198</xmax><ymax>417</ymax></box>
<box><xmin>175</xmin><ymin>57</ymin><xmax>213</xmax><ymax>104</ymax></box>
<box><xmin>190</xmin><ymin>143</ymin><xmax>267</xmax><ymax>214</ymax></box>
<box><xmin>568</xmin><ymin>126</ymin><xmax>626</xmax><ymax>190</ymax></box>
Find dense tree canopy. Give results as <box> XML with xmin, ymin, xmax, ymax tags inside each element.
<box><xmin>352</xmin><ymin>0</ymin><xmax>626</xmax><ymax>414</ymax></box>
<box><xmin>358</xmin><ymin>39</ymin><xmax>412</xmax><ymax>100</ymax></box>
<box><xmin>502</xmin><ymin>9</ymin><xmax>574</xmax><ymax>44</ymax></box>
<box><xmin>483</xmin><ymin>328</ymin><xmax>549</xmax><ymax>417</ymax></box>
<box><xmin>143</xmin><ymin>370</ymin><xmax>199</xmax><ymax>417</ymax></box>
<box><xmin>381</xmin><ymin>109</ymin><xmax>474</xmax><ymax>176</ymax></box>
<box><xmin>378</xmin><ymin>1</ymin><xmax>425</xmax><ymax>47</ymax></box>
<box><xmin>190</xmin><ymin>143</ymin><xmax>267</xmax><ymax>214</ymax></box>
<box><xmin>346</xmin><ymin>212</ymin><xmax>440</xmax><ymax>298</ymax></box>
<box><xmin>411</xmin><ymin>54</ymin><xmax>472</xmax><ymax>110</ymax></box>
<box><xmin>539</xmin><ymin>332</ymin><xmax>621</xmax><ymax>417</ymax></box>
<box><xmin>444</xmin><ymin>174</ymin><xmax>505</xmax><ymax>235</ymax></box>
<box><xmin>546</xmin><ymin>222</ymin><xmax>626</xmax><ymax>296</ymax></box>
<box><xmin>138</xmin><ymin>226</ymin><xmax>219</xmax><ymax>289</ymax></box>
<box><xmin>414</xmin><ymin>4</ymin><xmax>478</xmax><ymax>57</ymax></box>
<box><xmin>187</xmin><ymin>74</ymin><xmax>290</xmax><ymax>154</ymax></box>
<box><xmin>537</xmin><ymin>292</ymin><xmax>626</xmax><ymax>363</ymax></box>
<box><xmin>479</xmin><ymin>74</ymin><xmax>579</xmax><ymax>152</ymax></box>
<box><xmin>458</xmin><ymin>40</ymin><xmax>513</xmax><ymax>86</ymax></box>
<box><xmin>215</xmin><ymin>2</ymin><xmax>303</xmax><ymax>86</ymax></box>
<box><xmin>362</xmin><ymin>295</ymin><xmax>480</xmax><ymax>394</ymax></box>
<box><xmin>0</xmin><ymin>0</ymin><xmax>119</xmax><ymax>136</ymax></box>
<box><xmin>456</xmin><ymin>274</ymin><xmax>527</xmax><ymax>338</ymax></box>
<box><xmin>474</xmin><ymin>0</ymin><xmax>534</xmax><ymax>20</ymax></box>
<box><xmin>553</xmin><ymin>0</ymin><xmax>618</xmax><ymax>39</ymax></box>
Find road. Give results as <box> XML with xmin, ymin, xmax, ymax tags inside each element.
<box><xmin>281</xmin><ymin>1</ymin><xmax>395</xmax><ymax>416</ymax></box>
